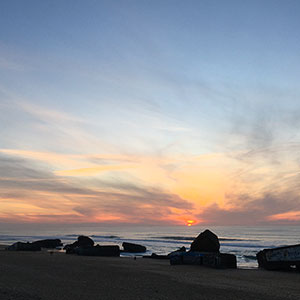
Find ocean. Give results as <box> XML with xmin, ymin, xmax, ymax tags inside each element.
<box><xmin>1</xmin><ymin>224</ymin><xmax>299</xmax><ymax>268</ymax></box>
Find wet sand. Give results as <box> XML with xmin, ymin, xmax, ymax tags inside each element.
<box><xmin>0</xmin><ymin>249</ymin><xmax>299</xmax><ymax>300</ymax></box>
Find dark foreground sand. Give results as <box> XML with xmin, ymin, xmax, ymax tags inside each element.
<box><xmin>0</xmin><ymin>249</ymin><xmax>300</xmax><ymax>300</ymax></box>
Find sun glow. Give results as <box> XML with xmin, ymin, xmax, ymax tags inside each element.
<box><xmin>186</xmin><ymin>220</ymin><xmax>195</xmax><ymax>227</ymax></box>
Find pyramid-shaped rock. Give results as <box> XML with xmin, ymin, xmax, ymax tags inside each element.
<box><xmin>190</xmin><ymin>229</ymin><xmax>220</xmax><ymax>252</ymax></box>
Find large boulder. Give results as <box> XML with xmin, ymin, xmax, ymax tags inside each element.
<box><xmin>256</xmin><ymin>244</ymin><xmax>300</xmax><ymax>271</ymax></box>
<box><xmin>6</xmin><ymin>242</ymin><xmax>41</xmax><ymax>251</ymax></box>
<box><xmin>190</xmin><ymin>229</ymin><xmax>220</xmax><ymax>252</ymax></box>
<box><xmin>32</xmin><ymin>239</ymin><xmax>62</xmax><ymax>249</ymax></box>
<box><xmin>76</xmin><ymin>235</ymin><xmax>94</xmax><ymax>247</ymax></box>
<box><xmin>122</xmin><ymin>242</ymin><xmax>146</xmax><ymax>253</ymax></box>
<box><xmin>218</xmin><ymin>253</ymin><xmax>237</xmax><ymax>269</ymax></box>
<box><xmin>64</xmin><ymin>235</ymin><xmax>94</xmax><ymax>254</ymax></box>
<box><xmin>170</xmin><ymin>251</ymin><xmax>237</xmax><ymax>268</ymax></box>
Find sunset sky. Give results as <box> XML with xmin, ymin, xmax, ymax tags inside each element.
<box><xmin>1</xmin><ymin>0</ymin><xmax>300</xmax><ymax>225</ymax></box>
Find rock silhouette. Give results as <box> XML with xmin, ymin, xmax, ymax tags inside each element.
<box><xmin>32</xmin><ymin>239</ymin><xmax>62</xmax><ymax>249</ymax></box>
<box><xmin>64</xmin><ymin>235</ymin><xmax>94</xmax><ymax>254</ymax></box>
<box><xmin>122</xmin><ymin>242</ymin><xmax>146</xmax><ymax>253</ymax></box>
<box><xmin>168</xmin><ymin>246</ymin><xmax>186</xmax><ymax>257</ymax></box>
<box><xmin>6</xmin><ymin>242</ymin><xmax>41</xmax><ymax>251</ymax></box>
<box><xmin>63</xmin><ymin>235</ymin><xmax>119</xmax><ymax>256</ymax></box>
<box><xmin>257</xmin><ymin>244</ymin><xmax>300</xmax><ymax>271</ymax></box>
<box><xmin>190</xmin><ymin>229</ymin><xmax>220</xmax><ymax>252</ymax></box>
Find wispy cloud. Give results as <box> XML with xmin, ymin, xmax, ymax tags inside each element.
<box><xmin>55</xmin><ymin>165</ymin><xmax>132</xmax><ymax>176</ymax></box>
<box><xmin>0</xmin><ymin>152</ymin><xmax>193</xmax><ymax>224</ymax></box>
<box><xmin>1</xmin><ymin>92</ymin><xmax>300</xmax><ymax>225</ymax></box>
<box><xmin>268</xmin><ymin>211</ymin><xmax>300</xmax><ymax>222</ymax></box>
<box><xmin>18</xmin><ymin>101</ymin><xmax>85</xmax><ymax>124</ymax></box>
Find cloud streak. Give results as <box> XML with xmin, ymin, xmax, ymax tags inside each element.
<box><xmin>0</xmin><ymin>152</ymin><xmax>193</xmax><ymax>224</ymax></box>
<box><xmin>1</xmin><ymin>94</ymin><xmax>300</xmax><ymax>225</ymax></box>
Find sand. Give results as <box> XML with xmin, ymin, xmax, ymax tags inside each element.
<box><xmin>0</xmin><ymin>249</ymin><xmax>299</xmax><ymax>300</ymax></box>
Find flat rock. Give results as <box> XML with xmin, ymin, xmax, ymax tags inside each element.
<box><xmin>6</xmin><ymin>242</ymin><xmax>41</xmax><ymax>251</ymax></box>
<box><xmin>122</xmin><ymin>242</ymin><xmax>146</xmax><ymax>253</ymax></box>
<box><xmin>32</xmin><ymin>239</ymin><xmax>62</xmax><ymax>249</ymax></box>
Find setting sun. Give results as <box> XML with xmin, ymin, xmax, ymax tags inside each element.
<box><xmin>186</xmin><ymin>220</ymin><xmax>195</xmax><ymax>227</ymax></box>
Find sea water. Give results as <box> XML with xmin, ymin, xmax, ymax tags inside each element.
<box><xmin>0</xmin><ymin>224</ymin><xmax>299</xmax><ymax>268</ymax></box>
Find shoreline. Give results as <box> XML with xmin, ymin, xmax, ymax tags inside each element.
<box><xmin>0</xmin><ymin>250</ymin><xmax>299</xmax><ymax>299</ymax></box>
<box><xmin>0</xmin><ymin>244</ymin><xmax>257</xmax><ymax>269</ymax></box>
<box><xmin>1</xmin><ymin>225</ymin><xmax>295</xmax><ymax>269</ymax></box>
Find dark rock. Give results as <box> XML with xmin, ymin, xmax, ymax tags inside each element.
<box><xmin>64</xmin><ymin>245</ymin><xmax>78</xmax><ymax>254</ymax></box>
<box><xmin>256</xmin><ymin>249</ymin><xmax>287</xmax><ymax>270</ymax></box>
<box><xmin>6</xmin><ymin>242</ymin><xmax>41</xmax><ymax>251</ymax></box>
<box><xmin>64</xmin><ymin>235</ymin><xmax>94</xmax><ymax>254</ymax></box>
<box><xmin>77</xmin><ymin>245</ymin><xmax>120</xmax><ymax>257</ymax></box>
<box><xmin>170</xmin><ymin>251</ymin><xmax>237</xmax><ymax>268</ymax></box>
<box><xmin>122</xmin><ymin>242</ymin><xmax>146</xmax><ymax>253</ymax></box>
<box><xmin>218</xmin><ymin>253</ymin><xmax>237</xmax><ymax>269</ymax></box>
<box><xmin>256</xmin><ymin>250</ymin><xmax>268</xmax><ymax>268</ymax></box>
<box><xmin>77</xmin><ymin>235</ymin><xmax>94</xmax><ymax>247</ymax></box>
<box><xmin>256</xmin><ymin>244</ymin><xmax>300</xmax><ymax>271</ymax></box>
<box><xmin>190</xmin><ymin>229</ymin><xmax>220</xmax><ymax>252</ymax></box>
<box><xmin>168</xmin><ymin>246</ymin><xmax>186</xmax><ymax>257</ymax></box>
<box><xmin>170</xmin><ymin>253</ymin><xmax>184</xmax><ymax>265</ymax></box>
<box><xmin>32</xmin><ymin>239</ymin><xmax>62</xmax><ymax>249</ymax></box>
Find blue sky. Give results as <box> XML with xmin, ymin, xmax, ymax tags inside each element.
<box><xmin>0</xmin><ymin>0</ymin><xmax>300</xmax><ymax>225</ymax></box>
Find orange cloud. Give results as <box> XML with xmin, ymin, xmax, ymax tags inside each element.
<box><xmin>0</xmin><ymin>149</ymin><xmax>137</xmax><ymax>169</ymax></box>
<box><xmin>268</xmin><ymin>211</ymin><xmax>300</xmax><ymax>221</ymax></box>
<box><xmin>55</xmin><ymin>165</ymin><xmax>132</xmax><ymax>176</ymax></box>
<box><xmin>2</xmin><ymin>145</ymin><xmax>300</xmax><ymax>225</ymax></box>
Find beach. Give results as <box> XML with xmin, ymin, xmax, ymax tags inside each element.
<box><xmin>0</xmin><ymin>248</ymin><xmax>299</xmax><ymax>300</ymax></box>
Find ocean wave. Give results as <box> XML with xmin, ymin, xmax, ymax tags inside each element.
<box><xmin>220</xmin><ymin>238</ymin><xmax>260</xmax><ymax>242</ymax></box>
<box><xmin>154</xmin><ymin>236</ymin><xmax>194</xmax><ymax>241</ymax></box>
<box><xmin>64</xmin><ymin>234</ymin><xmax>121</xmax><ymax>239</ymax></box>
<box><xmin>221</xmin><ymin>243</ymin><xmax>274</xmax><ymax>249</ymax></box>
<box><xmin>151</xmin><ymin>236</ymin><xmax>259</xmax><ymax>242</ymax></box>
<box><xmin>127</xmin><ymin>238</ymin><xmax>191</xmax><ymax>245</ymax></box>
<box><xmin>91</xmin><ymin>235</ymin><xmax>120</xmax><ymax>239</ymax></box>
<box><xmin>243</xmin><ymin>255</ymin><xmax>257</xmax><ymax>260</ymax></box>
<box><xmin>0</xmin><ymin>235</ymin><xmax>63</xmax><ymax>240</ymax></box>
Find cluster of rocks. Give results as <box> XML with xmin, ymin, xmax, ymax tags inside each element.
<box><xmin>63</xmin><ymin>235</ymin><xmax>94</xmax><ymax>254</ymax></box>
<box><xmin>168</xmin><ymin>229</ymin><xmax>237</xmax><ymax>268</ymax></box>
<box><xmin>144</xmin><ymin>229</ymin><xmax>220</xmax><ymax>258</ymax></box>
<box><xmin>144</xmin><ymin>229</ymin><xmax>236</xmax><ymax>269</ymax></box>
<box><xmin>4</xmin><ymin>229</ymin><xmax>237</xmax><ymax>268</ymax></box>
<box><xmin>63</xmin><ymin>235</ymin><xmax>119</xmax><ymax>257</ymax></box>
<box><xmin>63</xmin><ymin>236</ymin><xmax>147</xmax><ymax>257</ymax></box>
<box><xmin>5</xmin><ymin>235</ymin><xmax>148</xmax><ymax>257</ymax></box>
<box><xmin>6</xmin><ymin>239</ymin><xmax>62</xmax><ymax>251</ymax></box>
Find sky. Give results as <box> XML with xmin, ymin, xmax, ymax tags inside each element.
<box><xmin>0</xmin><ymin>0</ymin><xmax>300</xmax><ymax>226</ymax></box>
